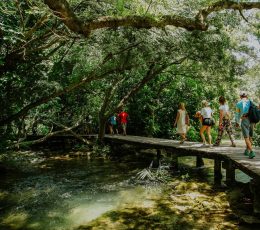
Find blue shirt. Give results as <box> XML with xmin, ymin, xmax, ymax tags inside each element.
<box><xmin>235</xmin><ymin>98</ymin><xmax>250</xmax><ymax>123</ymax></box>
<box><xmin>108</xmin><ymin>116</ymin><xmax>117</xmax><ymax>125</ymax></box>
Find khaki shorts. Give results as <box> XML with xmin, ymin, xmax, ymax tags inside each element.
<box><xmin>241</xmin><ymin>118</ymin><xmax>254</xmax><ymax>138</ymax></box>
<box><xmin>121</xmin><ymin>123</ymin><xmax>127</xmax><ymax>129</ymax></box>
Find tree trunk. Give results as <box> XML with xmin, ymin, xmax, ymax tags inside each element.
<box><xmin>98</xmin><ymin>116</ymin><xmax>107</xmax><ymax>142</ymax></box>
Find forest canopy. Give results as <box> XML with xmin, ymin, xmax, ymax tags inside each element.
<box><xmin>0</xmin><ymin>0</ymin><xmax>259</xmax><ymax>147</ymax></box>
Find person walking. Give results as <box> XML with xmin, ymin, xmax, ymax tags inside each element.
<box><xmin>213</xmin><ymin>96</ymin><xmax>236</xmax><ymax>147</ymax></box>
<box><xmin>200</xmin><ymin>100</ymin><xmax>213</xmax><ymax>147</ymax></box>
<box><xmin>108</xmin><ymin>114</ymin><xmax>118</xmax><ymax>135</ymax></box>
<box><xmin>118</xmin><ymin>109</ymin><xmax>129</xmax><ymax>136</ymax></box>
<box><xmin>235</xmin><ymin>91</ymin><xmax>255</xmax><ymax>159</ymax></box>
<box><xmin>174</xmin><ymin>102</ymin><xmax>188</xmax><ymax>144</ymax></box>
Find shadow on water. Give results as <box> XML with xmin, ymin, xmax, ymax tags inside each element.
<box><xmin>0</xmin><ymin>150</ymin><xmax>260</xmax><ymax>230</ymax></box>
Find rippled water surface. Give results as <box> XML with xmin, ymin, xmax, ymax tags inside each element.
<box><xmin>0</xmin><ymin>151</ymin><xmax>255</xmax><ymax>229</ymax></box>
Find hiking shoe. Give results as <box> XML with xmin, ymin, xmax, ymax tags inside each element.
<box><xmin>213</xmin><ymin>144</ymin><xmax>219</xmax><ymax>147</ymax></box>
<box><xmin>230</xmin><ymin>143</ymin><xmax>236</xmax><ymax>147</ymax></box>
<box><xmin>249</xmin><ymin>151</ymin><xmax>255</xmax><ymax>159</ymax></box>
<box><xmin>244</xmin><ymin>149</ymin><xmax>250</xmax><ymax>156</ymax></box>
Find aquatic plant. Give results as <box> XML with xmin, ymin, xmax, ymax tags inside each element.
<box><xmin>136</xmin><ymin>161</ymin><xmax>171</xmax><ymax>182</ymax></box>
<box><xmin>91</xmin><ymin>144</ymin><xmax>111</xmax><ymax>158</ymax></box>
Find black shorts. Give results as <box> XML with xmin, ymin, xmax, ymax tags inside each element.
<box><xmin>202</xmin><ymin>118</ymin><xmax>213</xmax><ymax>126</ymax></box>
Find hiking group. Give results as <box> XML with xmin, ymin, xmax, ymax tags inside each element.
<box><xmin>108</xmin><ymin>109</ymin><xmax>129</xmax><ymax>136</ymax></box>
<box><xmin>174</xmin><ymin>91</ymin><xmax>260</xmax><ymax>159</ymax></box>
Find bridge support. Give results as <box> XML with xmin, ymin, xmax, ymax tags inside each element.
<box><xmin>225</xmin><ymin>161</ymin><xmax>235</xmax><ymax>186</ymax></box>
<box><xmin>214</xmin><ymin>159</ymin><xmax>222</xmax><ymax>186</ymax></box>
<box><xmin>171</xmin><ymin>154</ymin><xmax>178</xmax><ymax>170</ymax></box>
<box><xmin>196</xmin><ymin>156</ymin><xmax>204</xmax><ymax>168</ymax></box>
<box><xmin>250</xmin><ymin>179</ymin><xmax>260</xmax><ymax>215</ymax></box>
<box><xmin>156</xmin><ymin>149</ymin><xmax>162</xmax><ymax>159</ymax></box>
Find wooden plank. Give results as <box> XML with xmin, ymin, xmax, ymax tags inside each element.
<box><xmin>104</xmin><ymin>135</ymin><xmax>260</xmax><ymax>181</ymax></box>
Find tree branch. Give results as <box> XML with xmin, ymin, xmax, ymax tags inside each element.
<box><xmin>43</xmin><ymin>0</ymin><xmax>260</xmax><ymax>37</ymax></box>
<box><xmin>0</xmin><ymin>64</ymin><xmax>134</xmax><ymax>126</ymax></box>
<box><xmin>115</xmin><ymin>56</ymin><xmax>187</xmax><ymax>111</ymax></box>
<box><xmin>196</xmin><ymin>1</ymin><xmax>260</xmax><ymax>24</ymax></box>
<box><xmin>9</xmin><ymin>121</ymin><xmax>79</xmax><ymax>149</ymax></box>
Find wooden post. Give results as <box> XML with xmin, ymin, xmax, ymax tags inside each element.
<box><xmin>225</xmin><ymin>160</ymin><xmax>235</xmax><ymax>186</ymax></box>
<box><xmin>171</xmin><ymin>154</ymin><xmax>178</xmax><ymax>171</ymax></box>
<box><xmin>156</xmin><ymin>149</ymin><xmax>162</xmax><ymax>160</ymax></box>
<box><xmin>250</xmin><ymin>179</ymin><xmax>260</xmax><ymax>215</ymax></box>
<box><xmin>214</xmin><ymin>159</ymin><xmax>222</xmax><ymax>186</ymax></box>
<box><xmin>196</xmin><ymin>156</ymin><xmax>204</xmax><ymax>168</ymax></box>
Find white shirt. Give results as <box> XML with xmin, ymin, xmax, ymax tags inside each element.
<box><xmin>201</xmin><ymin>107</ymin><xmax>212</xmax><ymax>119</ymax></box>
<box><xmin>219</xmin><ymin>104</ymin><xmax>229</xmax><ymax>116</ymax></box>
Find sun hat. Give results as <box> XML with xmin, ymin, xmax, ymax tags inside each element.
<box><xmin>239</xmin><ymin>91</ymin><xmax>247</xmax><ymax>97</ymax></box>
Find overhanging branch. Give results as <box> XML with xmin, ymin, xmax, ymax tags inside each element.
<box><xmin>43</xmin><ymin>0</ymin><xmax>260</xmax><ymax>37</ymax></box>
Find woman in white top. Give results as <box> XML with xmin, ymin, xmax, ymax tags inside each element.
<box><xmin>174</xmin><ymin>102</ymin><xmax>188</xmax><ymax>144</ymax></box>
<box><xmin>213</xmin><ymin>96</ymin><xmax>236</xmax><ymax>147</ymax></box>
<box><xmin>200</xmin><ymin>100</ymin><xmax>213</xmax><ymax>146</ymax></box>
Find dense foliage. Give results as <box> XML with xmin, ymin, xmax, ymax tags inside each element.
<box><xmin>0</xmin><ymin>0</ymin><xmax>259</xmax><ymax>148</ymax></box>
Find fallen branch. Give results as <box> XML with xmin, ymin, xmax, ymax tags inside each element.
<box><xmin>52</xmin><ymin>121</ymin><xmax>90</xmax><ymax>145</ymax></box>
<box><xmin>9</xmin><ymin>121</ymin><xmax>82</xmax><ymax>149</ymax></box>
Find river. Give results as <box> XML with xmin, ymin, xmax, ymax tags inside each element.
<box><xmin>0</xmin><ymin>150</ymin><xmax>257</xmax><ymax>230</ymax></box>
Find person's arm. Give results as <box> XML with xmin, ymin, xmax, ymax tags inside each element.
<box><xmin>174</xmin><ymin>111</ymin><xmax>180</xmax><ymax>127</ymax></box>
<box><xmin>235</xmin><ymin>104</ymin><xmax>241</xmax><ymax>127</ymax></box>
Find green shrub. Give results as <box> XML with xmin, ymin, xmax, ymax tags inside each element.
<box><xmin>253</xmin><ymin>123</ymin><xmax>260</xmax><ymax>147</ymax></box>
<box><xmin>187</xmin><ymin>126</ymin><xmax>200</xmax><ymax>142</ymax></box>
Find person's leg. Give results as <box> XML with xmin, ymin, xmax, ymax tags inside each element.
<box><xmin>183</xmin><ymin>133</ymin><xmax>186</xmax><ymax>141</ymax></box>
<box><xmin>244</xmin><ymin>137</ymin><xmax>253</xmax><ymax>151</ymax></box>
<box><xmin>226</xmin><ymin>120</ymin><xmax>236</xmax><ymax>146</ymax></box>
<box><xmin>122</xmin><ymin>123</ymin><xmax>127</xmax><ymax>135</ymax></box>
<box><xmin>241</xmin><ymin>119</ymin><xmax>253</xmax><ymax>156</ymax></box>
<box><xmin>206</xmin><ymin>126</ymin><xmax>212</xmax><ymax>145</ymax></box>
<box><xmin>200</xmin><ymin>126</ymin><xmax>207</xmax><ymax>145</ymax></box>
<box><xmin>214</xmin><ymin>126</ymin><xmax>223</xmax><ymax>146</ymax></box>
<box><xmin>180</xmin><ymin>133</ymin><xmax>186</xmax><ymax>143</ymax></box>
<box><xmin>109</xmin><ymin>125</ymin><xmax>114</xmax><ymax>134</ymax></box>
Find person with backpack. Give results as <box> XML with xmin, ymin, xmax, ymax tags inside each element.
<box><xmin>108</xmin><ymin>113</ymin><xmax>118</xmax><ymax>135</ymax></box>
<box><xmin>213</xmin><ymin>96</ymin><xmax>236</xmax><ymax>147</ymax></box>
<box><xmin>235</xmin><ymin>91</ymin><xmax>256</xmax><ymax>159</ymax></box>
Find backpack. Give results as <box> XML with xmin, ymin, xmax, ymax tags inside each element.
<box><xmin>248</xmin><ymin>101</ymin><xmax>260</xmax><ymax>123</ymax></box>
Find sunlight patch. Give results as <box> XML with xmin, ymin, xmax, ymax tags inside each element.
<box><xmin>2</xmin><ymin>212</ymin><xmax>28</xmax><ymax>229</ymax></box>
<box><xmin>68</xmin><ymin>203</ymin><xmax>114</xmax><ymax>227</ymax></box>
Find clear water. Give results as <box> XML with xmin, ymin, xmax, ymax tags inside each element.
<box><xmin>0</xmin><ymin>152</ymin><xmax>157</xmax><ymax>229</ymax></box>
<box><xmin>0</xmin><ymin>151</ymin><xmax>253</xmax><ymax>230</ymax></box>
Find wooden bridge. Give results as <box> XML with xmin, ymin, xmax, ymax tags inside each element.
<box><xmin>27</xmin><ymin>133</ymin><xmax>260</xmax><ymax>213</ymax></box>
<box><xmin>104</xmin><ymin>134</ymin><xmax>260</xmax><ymax>214</ymax></box>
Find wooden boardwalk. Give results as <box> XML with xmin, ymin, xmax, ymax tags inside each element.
<box><xmin>104</xmin><ymin>135</ymin><xmax>260</xmax><ymax>214</ymax></box>
<box><xmin>104</xmin><ymin>135</ymin><xmax>260</xmax><ymax>181</ymax></box>
<box><xmin>27</xmin><ymin>133</ymin><xmax>260</xmax><ymax>213</ymax></box>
